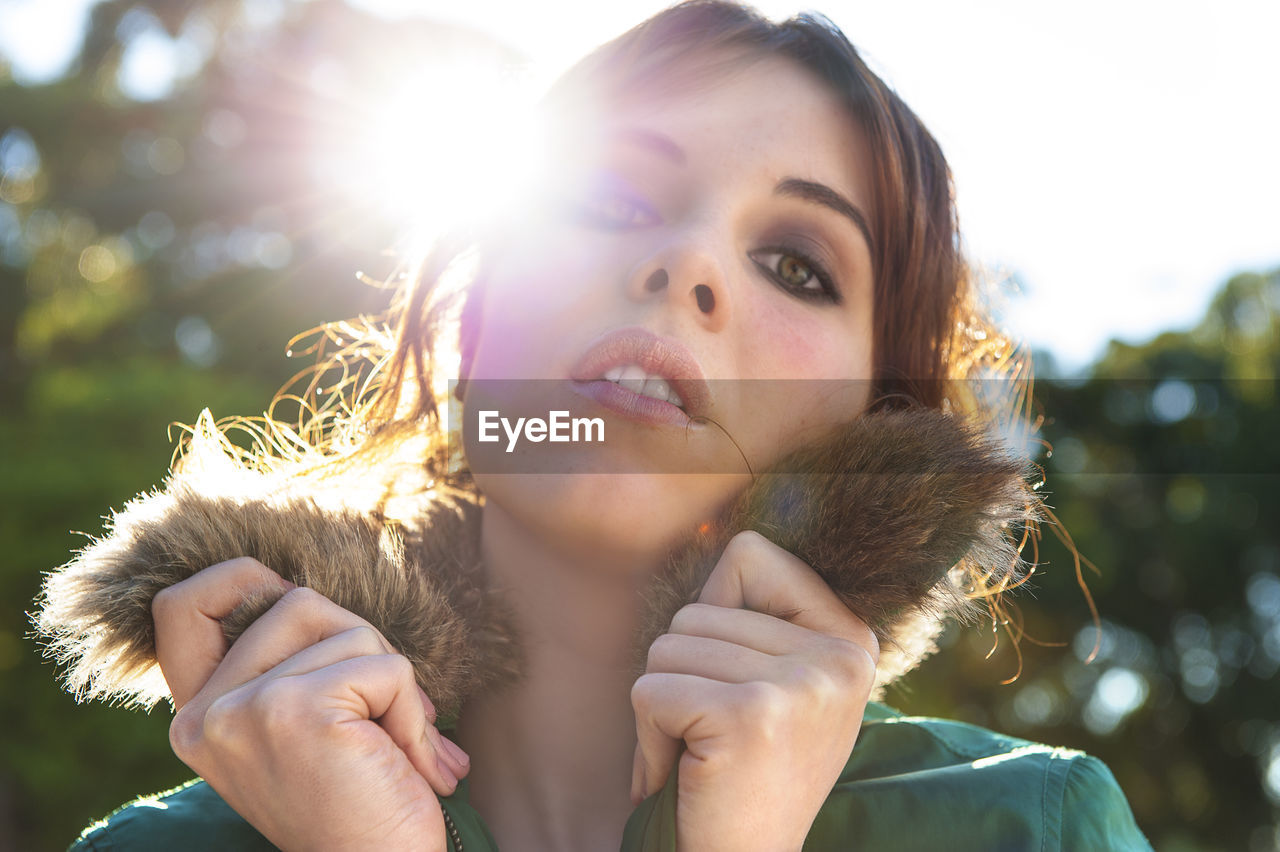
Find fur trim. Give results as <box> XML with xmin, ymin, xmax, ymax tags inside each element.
<box><xmin>639</xmin><ymin>407</ymin><xmax>1034</xmax><ymax>691</ymax></box>
<box><xmin>32</xmin><ymin>412</ymin><xmax>522</xmax><ymax>716</ymax></box>
<box><xmin>34</xmin><ymin>406</ymin><xmax>1034</xmax><ymax>710</ymax></box>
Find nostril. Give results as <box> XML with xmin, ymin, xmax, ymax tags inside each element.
<box><xmin>644</xmin><ymin>269</ymin><xmax>668</xmax><ymax>292</ymax></box>
<box><xmin>694</xmin><ymin>284</ymin><xmax>715</xmax><ymax>313</ymax></box>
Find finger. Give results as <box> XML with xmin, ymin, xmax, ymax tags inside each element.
<box><xmin>631</xmin><ymin>672</ymin><xmax>739</xmax><ymax>801</ymax></box>
<box><xmin>258</xmin><ymin>625</ymin><xmax>393</xmax><ymax>680</ymax></box>
<box><xmin>258</xmin><ymin>625</ymin><xmax>439</xmax><ymax>727</ymax></box>
<box><xmin>153</xmin><ymin>557</ymin><xmax>294</xmax><ymax>709</ymax></box>
<box><xmin>699</xmin><ymin>530</ymin><xmax>878</xmax><ymax>660</ymax></box>
<box><xmin>198</xmin><ymin>587</ymin><xmax>397</xmax><ymax>704</ymax></box>
<box><xmin>226</xmin><ymin>629</ymin><xmax>459</xmax><ymax>778</ymax></box>
<box><xmin>668</xmin><ymin>602</ymin><xmax>813</xmax><ymax>655</ymax></box>
<box><xmin>291</xmin><ymin>654</ymin><xmax>460</xmax><ymax>796</ymax></box>
<box><xmin>438</xmin><ymin>732</ymin><xmax>471</xmax><ymax>779</ymax></box>
<box><xmin>630</xmin><ymin>742</ymin><xmax>645</xmax><ymax>806</ymax></box>
<box><xmin>645</xmin><ymin>632</ymin><xmax>776</xmax><ymax>682</ymax></box>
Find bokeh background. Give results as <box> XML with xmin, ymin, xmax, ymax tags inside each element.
<box><xmin>1</xmin><ymin>1</ymin><xmax>1277</xmax><ymax>850</ymax></box>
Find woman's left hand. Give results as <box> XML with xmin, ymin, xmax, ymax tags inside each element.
<box><xmin>631</xmin><ymin>530</ymin><xmax>879</xmax><ymax>851</ymax></box>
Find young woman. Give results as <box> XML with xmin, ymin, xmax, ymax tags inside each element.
<box><xmin>40</xmin><ymin>2</ymin><xmax>1150</xmax><ymax>849</ymax></box>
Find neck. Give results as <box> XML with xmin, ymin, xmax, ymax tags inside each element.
<box><xmin>455</xmin><ymin>500</ymin><xmax>656</xmax><ymax>852</ymax></box>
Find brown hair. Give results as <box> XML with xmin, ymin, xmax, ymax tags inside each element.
<box><xmin>359</xmin><ymin>1</ymin><xmax>1033</xmax><ymax>453</ymax></box>
<box><xmin>212</xmin><ymin>0</ymin><xmax>1059</xmax><ymax>680</ymax></box>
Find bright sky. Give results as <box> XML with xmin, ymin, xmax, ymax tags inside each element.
<box><xmin>3</xmin><ymin>0</ymin><xmax>1277</xmax><ymax>374</ymax></box>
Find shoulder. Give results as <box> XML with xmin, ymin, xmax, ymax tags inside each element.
<box><xmin>69</xmin><ymin>779</ymin><xmax>277</xmax><ymax>851</ymax></box>
<box><xmin>804</xmin><ymin>703</ymin><xmax>1152</xmax><ymax>851</ymax></box>
<box><xmin>69</xmin><ymin>778</ymin><xmax>489</xmax><ymax>852</ymax></box>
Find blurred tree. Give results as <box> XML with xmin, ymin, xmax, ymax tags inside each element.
<box><xmin>892</xmin><ymin>269</ymin><xmax>1280</xmax><ymax>851</ymax></box>
<box><xmin>2</xmin><ymin>0</ymin><xmax>1276</xmax><ymax>850</ymax></box>
<box><xmin>0</xmin><ymin>2</ymin><xmax>519</xmax><ymax>848</ymax></box>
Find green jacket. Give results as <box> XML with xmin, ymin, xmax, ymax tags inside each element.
<box><xmin>69</xmin><ymin>702</ymin><xmax>1150</xmax><ymax>851</ymax></box>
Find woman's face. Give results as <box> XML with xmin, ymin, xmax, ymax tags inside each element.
<box><xmin>464</xmin><ymin>53</ymin><xmax>877</xmax><ymax>564</ymax></box>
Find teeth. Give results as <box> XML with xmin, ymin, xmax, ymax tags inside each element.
<box><xmin>600</xmin><ymin>363</ymin><xmax>686</xmax><ymax>409</ymax></box>
<box><xmin>641</xmin><ymin>376</ymin><xmax>671</xmax><ymax>403</ymax></box>
<box><xmin>617</xmin><ymin>364</ymin><xmax>647</xmax><ymax>394</ymax></box>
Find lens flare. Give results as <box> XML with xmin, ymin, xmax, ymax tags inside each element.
<box><xmin>311</xmin><ymin>58</ymin><xmax>547</xmax><ymax>252</ymax></box>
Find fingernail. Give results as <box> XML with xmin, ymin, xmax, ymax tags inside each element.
<box><xmin>441</xmin><ymin>736</ymin><xmax>470</xmax><ymax>767</ymax></box>
<box><xmin>630</xmin><ymin>745</ymin><xmax>645</xmax><ymax>805</ymax></box>
<box><xmin>437</xmin><ymin>756</ymin><xmax>458</xmax><ymax>790</ymax></box>
<box><xmin>418</xmin><ymin>688</ymin><xmax>437</xmax><ymax>723</ymax></box>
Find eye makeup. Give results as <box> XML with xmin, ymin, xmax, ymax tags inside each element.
<box><xmin>559</xmin><ymin>168</ymin><xmax>661</xmax><ymax>230</ymax></box>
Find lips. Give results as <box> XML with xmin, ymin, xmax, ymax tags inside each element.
<box><xmin>568</xmin><ymin>327</ymin><xmax>711</xmax><ymax>426</ymax></box>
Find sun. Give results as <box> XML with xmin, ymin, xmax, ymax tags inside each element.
<box><xmin>310</xmin><ymin>56</ymin><xmax>548</xmax><ymax>252</ymax></box>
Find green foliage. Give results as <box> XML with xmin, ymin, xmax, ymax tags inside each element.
<box><xmin>2</xmin><ymin>5</ymin><xmax>403</xmax><ymax>846</ymax></box>
<box><xmin>892</xmin><ymin>270</ymin><xmax>1280</xmax><ymax>850</ymax></box>
<box><xmin>1</xmin><ymin>2</ymin><xmax>1276</xmax><ymax>849</ymax></box>
<box><xmin>0</xmin><ymin>356</ymin><xmax>280</xmax><ymax>850</ymax></box>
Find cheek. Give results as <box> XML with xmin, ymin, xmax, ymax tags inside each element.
<box><xmin>731</xmin><ymin>297</ymin><xmax>873</xmax><ymax>463</ymax></box>
<box><xmin>738</xmin><ymin>297</ymin><xmax>868</xmax><ymax>380</ymax></box>
<box><xmin>489</xmin><ymin>235</ymin><xmax>596</xmax><ymax>317</ymax></box>
<box><xmin>471</xmin><ymin>234</ymin><xmax>614</xmax><ymax>374</ymax></box>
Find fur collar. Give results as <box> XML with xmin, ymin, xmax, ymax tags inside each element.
<box><xmin>34</xmin><ymin>407</ymin><xmax>1034</xmax><ymax>716</ymax></box>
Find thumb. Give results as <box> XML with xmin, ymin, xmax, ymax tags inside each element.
<box><xmin>631</xmin><ymin>672</ymin><xmax>705</xmax><ymax>804</ymax></box>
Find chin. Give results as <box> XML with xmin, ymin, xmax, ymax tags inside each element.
<box><xmin>474</xmin><ymin>468</ymin><xmax>748</xmax><ymax>566</ymax></box>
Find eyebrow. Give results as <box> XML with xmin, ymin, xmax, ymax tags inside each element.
<box><xmin>608</xmin><ymin>127</ymin><xmax>687</xmax><ymax>165</ymax></box>
<box><xmin>603</xmin><ymin>129</ymin><xmax>874</xmax><ymax>252</ymax></box>
<box><xmin>775</xmin><ymin>178</ymin><xmax>875</xmax><ymax>255</ymax></box>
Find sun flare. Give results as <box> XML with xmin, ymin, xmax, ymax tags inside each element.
<box><xmin>311</xmin><ymin>57</ymin><xmax>548</xmax><ymax>251</ymax></box>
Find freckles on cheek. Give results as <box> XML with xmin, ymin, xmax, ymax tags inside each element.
<box><xmin>743</xmin><ymin>302</ymin><xmax>845</xmax><ymax>378</ymax></box>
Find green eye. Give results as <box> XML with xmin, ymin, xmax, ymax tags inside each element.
<box><xmin>749</xmin><ymin>248</ymin><xmax>841</xmax><ymax>304</ymax></box>
<box><xmin>775</xmin><ymin>254</ymin><xmax>816</xmax><ymax>288</ymax></box>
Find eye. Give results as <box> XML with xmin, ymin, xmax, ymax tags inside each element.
<box><xmin>750</xmin><ymin>248</ymin><xmax>841</xmax><ymax>304</ymax></box>
<box><xmin>561</xmin><ymin>172</ymin><xmax>660</xmax><ymax>230</ymax></box>
<box><xmin>575</xmin><ymin>192</ymin><xmax>658</xmax><ymax>229</ymax></box>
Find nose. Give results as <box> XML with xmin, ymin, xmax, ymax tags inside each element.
<box><xmin>625</xmin><ymin>238</ymin><xmax>731</xmax><ymax>333</ymax></box>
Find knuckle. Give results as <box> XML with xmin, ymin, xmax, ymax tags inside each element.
<box><xmin>722</xmin><ymin>529</ymin><xmax>769</xmax><ymax>560</ymax></box>
<box><xmin>862</xmin><ymin>627</ymin><xmax>882</xmax><ymax>665</ymax></box>
<box><xmin>630</xmin><ymin>673</ymin><xmax>660</xmax><ymax>713</ymax></box>
<box><xmin>150</xmin><ymin>585</ymin><xmax>181</xmax><ymax>621</ymax></box>
<box><xmin>349</xmin><ymin>625</ymin><xmax>386</xmax><ymax>655</ymax></box>
<box><xmin>201</xmin><ymin>691</ymin><xmax>249</xmax><ymax>746</ymax></box>
<box><xmin>248</xmin><ymin>679</ymin><xmax>307</xmax><ymax>732</ymax></box>
<box><xmin>277</xmin><ymin>585</ymin><xmax>323</xmax><ymax>610</ymax></box>
<box><xmin>669</xmin><ymin>602</ymin><xmax>711</xmax><ymax>633</ymax></box>
<box><xmin>389</xmin><ymin>652</ymin><xmax>415</xmax><ymax>683</ymax></box>
<box><xmin>215</xmin><ymin>556</ymin><xmax>268</xmax><ymax>573</ymax></box>
<box><xmin>735</xmin><ymin>681</ymin><xmax>787</xmax><ymax>737</ymax></box>
<box><xmin>791</xmin><ymin>662</ymin><xmax>840</xmax><ymax>705</ymax></box>
<box><xmin>732</xmin><ymin>680</ymin><xmax>767</xmax><ymax>713</ymax></box>
<box><xmin>168</xmin><ymin>705</ymin><xmax>205</xmax><ymax>763</ymax></box>
<box><xmin>645</xmin><ymin>633</ymin><xmax>680</xmax><ymax>671</ymax></box>
<box><xmin>272</xmin><ymin>586</ymin><xmax>335</xmax><ymax>624</ymax></box>
<box><xmin>827</xmin><ymin>636</ymin><xmax>875</xmax><ymax>679</ymax></box>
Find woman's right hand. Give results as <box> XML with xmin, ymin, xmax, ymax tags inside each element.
<box><xmin>153</xmin><ymin>557</ymin><xmax>468</xmax><ymax>851</ymax></box>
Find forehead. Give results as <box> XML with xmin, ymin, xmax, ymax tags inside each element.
<box><xmin>585</xmin><ymin>54</ymin><xmax>872</xmax><ymax>213</ymax></box>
